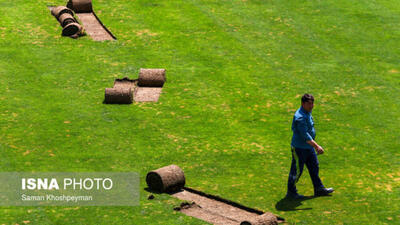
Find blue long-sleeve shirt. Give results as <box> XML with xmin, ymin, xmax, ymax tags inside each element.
<box><xmin>291</xmin><ymin>106</ymin><xmax>316</xmax><ymax>150</ymax></box>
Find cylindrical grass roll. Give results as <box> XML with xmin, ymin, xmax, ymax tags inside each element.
<box><xmin>240</xmin><ymin>213</ymin><xmax>278</xmax><ymax>225</ymax></box>
<box><xmin>67</xmin><ymin>0</ymin><xmax>93</xmax><ymax>13</ymax></box>
<box><xmin>138</xmin><ymin>68</ymin><xmax>166</xmax><ymax>87</ymax></box>
<box><xmin>104</xmin><ymin>88</ymin><xmax>133</xmax><ymax>104</ymax></box>
<box><xmin>62</xmin><ymin>22</ymin><xmax>82</xmax><ymax>36</ymax></box>
<box><xmin>51</xmin><ymin>6</ymin><xmax>74</xmax><ymax>19</ymax></box>
<box><xmin>59</xmin><ymin>13</ymin><xmax>76</xmax><ymax>27</ymax></box>
<box><xmin>146</xmin><ymin>165</ymin><xmax>185</xmax><ymax>193</ymax></box>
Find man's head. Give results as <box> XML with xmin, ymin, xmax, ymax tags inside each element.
<box><xmin>301</xmin><ymin>93</ymin><xmax>314</xmax><ymax>112</ymax></box>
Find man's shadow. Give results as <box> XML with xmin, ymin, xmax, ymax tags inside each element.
<box><xmin>275</xmin><ymin>195</ymin><xmax>332</xmax><ymax>211</ymax></box>
<box><xmin>275</xmin><ymin>195</ymin><xmax>315</xmax><ymax>211</ymax></box>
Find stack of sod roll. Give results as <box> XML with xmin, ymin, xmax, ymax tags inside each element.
<box><xmin>51</xmin><ymin>6</ymin><xmax>83</xmax><ymax>37</ymax></box>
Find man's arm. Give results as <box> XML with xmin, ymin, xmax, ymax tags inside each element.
<box><xmin>306</xmin><ymin>139</ymin><xmax>324</xmax><ymax>154</ymax></box>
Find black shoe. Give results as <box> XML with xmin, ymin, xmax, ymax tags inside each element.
<box><xmin>314</xmin><ymin>187</ymin><xmax>334</xmax><ymax>196</ymax></box>
<box><xmin>285</xmin><ymin>192</ymin><xmax>305</xmax><ymax>199</ymax></box>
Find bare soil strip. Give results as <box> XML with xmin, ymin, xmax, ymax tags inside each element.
<box><xmin>172</xmin><ymin>188</ymin><xmax>284</xmax><ymax>225</ymax></box>
<box><xmin>134</xmin><ymin>87</ymin><xmax>162</xmax><ymax>102</ymax></box>
<box><xmin>113</xmin><ymin>78</ymin><xmax>136</xmax><ymax>89</ymax></box>
<box><xmin>75</xmin><ymin>12</ymin><xmax>115</xmax><ymax>41</ymax></box>
<box><xmin>175</xmin><ymin>202</ymin><xmax>239</xmax><ymax>225</ymax></box>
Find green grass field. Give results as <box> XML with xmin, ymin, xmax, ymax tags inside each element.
<box><xmin>0</xmin><ymin>0</ymin><xmax>399</xmax><ymax>224</ymax></box>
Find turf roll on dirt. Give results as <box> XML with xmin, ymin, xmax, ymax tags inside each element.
<box><xmin>51</xmin><ymin>6</ymin><xmax>73</xmax><ymax>19</ymax></box>
<box><xmin>138</xmin><ymin>69</ymin><xmax>166</xmax><ymax>87</ymax></box>
<box><xmin>240</xmin><ymin>213</ymin><xmax>279</xmax><ymax>225</ymax></box>
<box><xmin>58</xmin><ymin>13</ymin><xmax>76</xmax><ymax>27</ymax></box>
<box><xmin>104</xmin><ymin>88</ymin><xmax>133</xmax><ymax>104</ymax></box>
<box><xmin>146</xmin><ymin>165</ymin><xmax>185</xmax><ymax>193</ymax></box>
<box><xmin>67</xmin><ymin>0</ymin><xmax>93</xmax><ymax>13</ymax></box>
<box><xmin>62</xmin><ymin>22</ymin><xmax>82</xmax><ymax>36</ymax></box>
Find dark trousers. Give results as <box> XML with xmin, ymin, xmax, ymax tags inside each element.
<box><xmin>287</xmin><ymin>146</ymin><xmax>324</xmax><ymax>194</ymax></box>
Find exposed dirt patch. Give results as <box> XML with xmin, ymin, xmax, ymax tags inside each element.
<box><xmin>174</xmin><ymin>201</ymin><xmax>239</xmax><ymax>225</ymax></box>
<box><xmin>134</xmin><ymin>87</ymin><xmax>162</xmax><ymax>102</ymax></box>
<box><xmin>113</xmin><ymin>77</ymin><xmax>137</xmax><ymax>89</ymax></box>
<box><xmin>172</xmin><ymin>188</ymin><xmax>283</xmax><ymax>225</ymax></box>
<box><xmin>75</xmin><ymin>13</ymin><xmax>115</xmax><ymax>41</ymax></box>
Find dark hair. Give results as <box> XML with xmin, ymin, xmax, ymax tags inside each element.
<box><xmin>301</xmin><ymin>93</ymin><xmax>314</xmax><ymax>103</ymax></box>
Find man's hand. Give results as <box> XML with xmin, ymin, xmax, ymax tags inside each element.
<box><xmin>315</xmin><ymin>145</ymin><xmax>324</xmax><ymax>155</ymax></box>
<box><xmin>307</xmin><ymin>139</ymin><xmax>324</xmax><ymax>155</ymax></box>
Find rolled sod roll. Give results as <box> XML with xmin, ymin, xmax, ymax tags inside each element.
<box><xmin>146</xmin><ymin>165</ymin><xmax>185</xmax><ymax>193</ymax></box>
<box><xmin>62</xmin><ymin>22</ymin><xmax>82</xmax><ymax>36</ymax></box>
<box><xmin>104</xmin><ymin>88</ymin><xmax>133</xmax><ymax>104</ymax></box>
<box><xmin>58</xmin><ymin>13</ymin><xmax>76</xmax><ymax>27</ymax></box>
<box><xmin>51</xmin><ymin>6</ymin><xmax>73</xmax><ymax>19</ymax></box>
<box><xmin>67</xmin><ymin>0</ymin><xmax>93</xmax><ymax>13</ymax></box>
<box><xmin>240</xmin><ymin>213</ymin><xmax>278</xmax><ymax>225</ymax></box>
<box><xmin>138</xmin><ymin>69</ymin><xmax>166</xmax><ymax>87</ymax></box>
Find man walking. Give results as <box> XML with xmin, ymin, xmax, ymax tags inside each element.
<box><xmin>287</xmin><ymin>93</ymin><xmax>334</xmax><ymax>199</ymax></box>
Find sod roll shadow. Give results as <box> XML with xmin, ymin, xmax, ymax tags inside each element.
<box><xmin>146</xmin><ymin>165</ymin><xmax>185</xmax><ymax>193</ymax></box>
<box><xmin>104</xmin><ymin>88</ymin><xmax>133</xmax><ymax>104</ymax></box>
